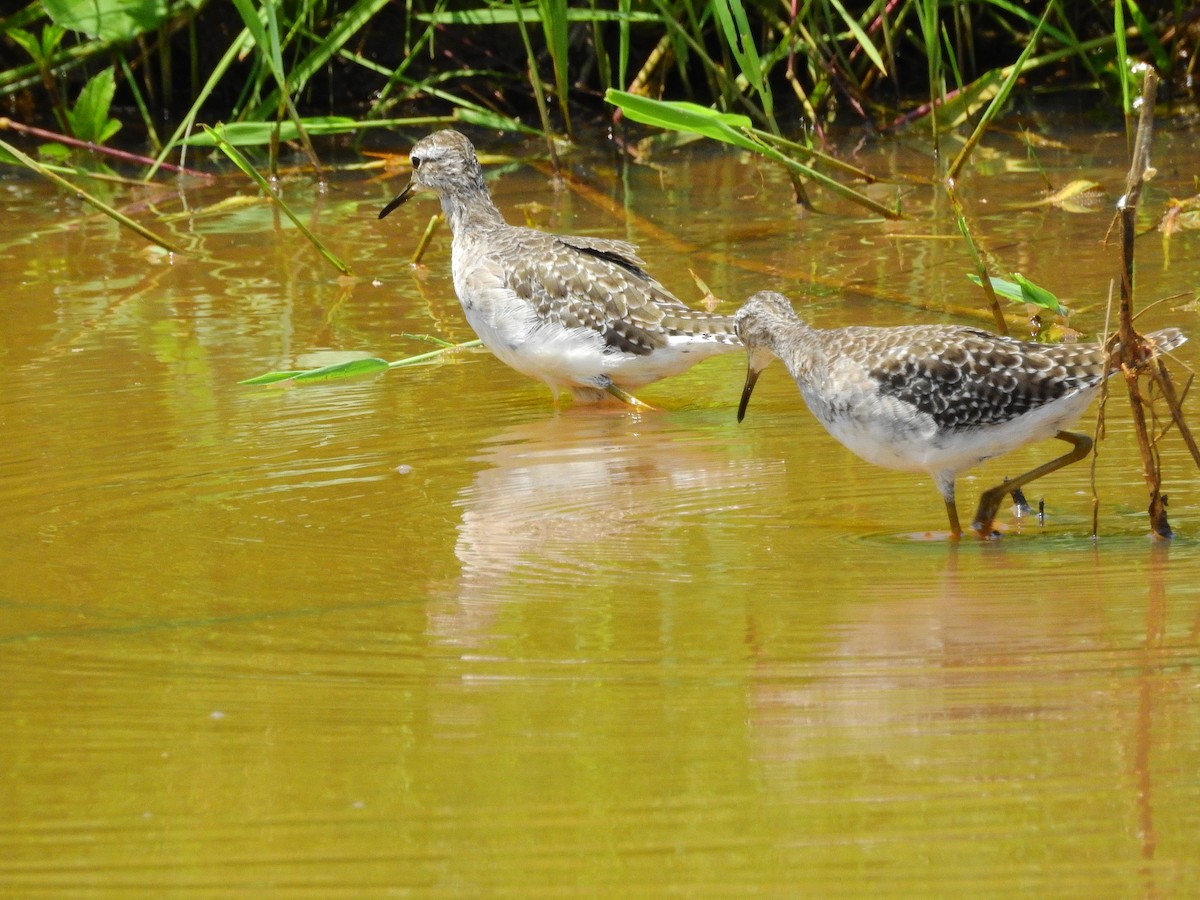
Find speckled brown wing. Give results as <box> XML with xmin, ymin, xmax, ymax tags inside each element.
<box><xmin>495</xmin><ymin>227</ymin><xmax>734</xmax><ymax>357</ymax></box>
<box><xmin>863</xmin><ymin>326</ymin><xmax>1109</xmax><ymax>430</ymax></box>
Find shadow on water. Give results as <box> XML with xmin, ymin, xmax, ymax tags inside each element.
<box><xmin>1</xmin><ymin>121</ymin><xmax>1199</xmax><ymax>892</ymax></box>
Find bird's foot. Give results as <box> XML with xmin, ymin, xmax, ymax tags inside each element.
<box><xmin>971</xmin><ymin>483</ymin><xmax>1015</xmax><ymax>538</ymax></box>
<box><xmin>970</xmin><ymin>511</ymin><xmax>1002</xmax><ymax>539</ymax></box>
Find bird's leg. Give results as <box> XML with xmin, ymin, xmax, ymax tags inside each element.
<box><xmin>935</xmin><ymin>472</ymin><xmax>963</xmax><ymax>539</ymax></box>
<box><xmin>972</xmin><ymin>430</ymin><xmax>1094</xmax><ymax>535</ymax></box>
<box><xmin>601</xmin><ymin>379</ymin><xmax>654</xmax><ymax>410</ymax></box>
<box><xmin>944</xmin><ymin>498</ymin><xmax>963</xmax><ymax>539</ymax></box>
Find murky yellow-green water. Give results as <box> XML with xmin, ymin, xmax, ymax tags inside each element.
<box><xmin>3</xmin><ymin>120</ymin><xmax>1200</xmax><ymax>894</ymax></box>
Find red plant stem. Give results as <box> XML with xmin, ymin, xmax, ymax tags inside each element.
<box><xmin>0</xmin><ymin>117</ymin><xmax>213</xmax><ymax>179</ymax></box>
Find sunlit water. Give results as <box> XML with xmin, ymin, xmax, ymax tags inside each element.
<box><xmin>2</xmin><ymin>118</ymin><xmax>1200</xmax><ymax>894</ymax></box>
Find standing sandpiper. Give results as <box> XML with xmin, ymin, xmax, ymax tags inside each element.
<box><xmin>379</xmin><ymin>129</ymin><xmax>740</xmax><ymax>405</ymax></box>
<box><xmin>735</xmin><ymin>290</ymin><xmax>1186</xmax><ymax>537</ymax></box>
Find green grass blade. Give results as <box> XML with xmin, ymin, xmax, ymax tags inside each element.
<box><xmin>1123</xmin><ymin>0</ymin><xmax>1170</xmax><ymax>72</ymax></box>
<box><xmin>245</xmin><ymin>0</ymin><xmax>393</xmax><ymax>120</ymax></box>
<box><xmin>606</xmin><ymin>90</ymin><xmax>757</xmax><ymax>148</ymax></box>
<box><xmin>749</xmin><ymin>129</ymin><xmax>879</xmax><ymax>182</ymax></box>
<box><xmin>116</xmin><ymin>51</ymin><xmax>161</xmax><ymax>152</ymax></box>
<box><xmin>618</xmin><ymin>0</ymin><xmax>631</xmax><ymax>88</ymax></box>
<box><xmin>454</xmin><ymin>108</ymin><xmax>542</xmax><ymax>134</ymax></box>
<box><xmin>240</xmin><ymin>357</ymin><xmax>389</xmax><ymax>385</ymax></box>
<box><xmin>239</xmin><ymin>370</ymin><xmax>309</xmax><ymax>385</ymax></box>
<box><xmin>958</xmin><ymin>0</ymin><xmax>1072</xmax><ymax>45</ymax></box>
<box><xmin>387</xmin><ymin>339</ymin><xmax>483</xmax><ymax>368</ymax></box>
<box><xmin>227</xmin><ymin>0</ymin><xmax>321</xmax><ymax>172</ymax></box>
<box><xmin>412</xmin><ymin>7</ymin><xmax>659</xmax><ymax>24</ymax></box>
<box><xmin>183</xmin><ymin>117</ymin><xmax>359</xmax><ymax>146</ymax></box>
<box><xmin>915</xmin><ymin>0</ymin><xmax>942</xmax><ymax>139</ymax></box>
<box><xmin>712</xmin><ymin>0</ymin><xmax>763</xmax><ymax>91</ymax></box>
<box><xmin>229</xmin><ymin>0</ymin><xmax>284</xmax><ymax>85</ymax></box>
<box><xmin>1114</xmin><ymin>0</ymin><xmax>1130</xmax><ymax>115</ymax></box>
<box><xmin>0</xmin><ymin>135</ymin><xmax>182</xmax><ymax>253</ymax></box>
<box><xmin>828</xmin><ymin>0</ymin><xmax>887</xmax><ymax>76</ymax></box>
<box><xmin>606</xmin><ymin>90</ymin><xmax>899</xmax><ymax>218</ymax></box>
<box><xmin>539</xmin><ymin>0</ymin><xmax>572</xmax><ymax>134</ymax></box>
<box><xmin>149</xmin><ymin>27</ymin><xmax>253</xmax><ymax>178</ymax></box>
<box><xmin>948</xmin><ymin>4</ymin><xmax>1051</xmax><ymax>180</ymax></box>
<box><xmin>240</xmin><ymin>340</ymin><xmax>484</xmax><ymax>385</ymax></box>
<box><xmin>292</xmin><ymin>358</ymin><xmax>391</xmax><ymax>383</ymax></box>
<box><xmin>203</xmin><ymin>124</ymin><xmax>351</xmax><ymax>275</ymax></box>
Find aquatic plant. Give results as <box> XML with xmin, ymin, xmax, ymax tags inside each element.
<box><xmin>240</xmin><ymin>336</ymin><xmax>484</xmax><ymax>385</ymax></box>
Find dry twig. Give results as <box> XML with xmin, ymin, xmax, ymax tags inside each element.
<box><xmin>1103</xmin><ymin>71</ymin><xmax>1200</xmax><ymax>538</ymax></box>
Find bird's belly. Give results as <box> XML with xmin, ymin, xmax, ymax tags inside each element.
<box><xmin>455</xmin><ymin>278</ymin><xmax>731</xmax><ymax>392</ymax></box>
<box><xmin>457</xmin><ymin>286</ymin><xmax>610</xmax><ymax>385</ymax></box>
<box><xmin>811</xmin><ymin>387</ymin><xmax>1098</xmax><ymax>475</ymax></box>
<box><xmin>928</xmin><ymin>389</ymin><xmax>1097</xmax><ymax>469</ymax></box>
<box><xmin>599</xmin><ymin>334</ymin><xmax>734</xmax><ymax>387</ymax></box>
<box><xmin>822</xmin><ymin>415</ymin><xmax>941</xmax><ymax>473</ymax></box>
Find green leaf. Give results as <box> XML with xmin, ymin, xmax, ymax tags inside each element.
<box><xmin>66</xmin><ymin>68</ymin><xmax>120</xmax><ymax>144</ymax></box>
<box><xmin>240</xmin><ymin>358</ymin><xmax>390</xmax><ymax>385</ymax></box>
<box><xmin>606</xmin><ymin>90</ymin><xmax>756</xmax><ymax>150</ymax></box>
<box><xmin>6</xmin><ymin>28</ymin><xmax>42</xmax><ymax>62</ymax></box>
<box><xmin>238</xmin><ymin>370</ymin><xmax>309</xmax><ymax>385</ymax></box>
<box><xmin>291</xmin><ymin>358</ymin><xmax>391</xmax><ymax>383</ymax></box>
<box><xmin>43</xmin><ymin>0</ymin><xmax>169</xmax><ymax>42</ymax></box>
<box><xmin>40</xmin><ymin>22</ymin><xmax>68</xmax><ymax>57</ymax></box>
<box><xmin>183</xmin><ymin>117</ymin><xmax>360</xmax><ymax>147</ymax></box>
<box><xmin>37</xmin><ymin>143</ymin><xmax>72</xmax><ymax>162</ymax></box>
<box><xmin>240</xmin><ymin>340</ymin><xmax>485</xmax><ymax>386</ymax></box>
<box><xmin>1012</xmin><ymin>272</ymin><xmax>1069</xmax><ymax>316</ymax></box>
<box><xmin>968</xmin><ymin>273</ymin><xmax>1069</xmax><ymax>316</ymax></box>
<box><xmin>98</xmin><ymin>117</ymin><xmax>122</xmax><ymax>145</ymax></box>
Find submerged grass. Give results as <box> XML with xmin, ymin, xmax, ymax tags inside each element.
<box><xmin>0</xmin><ymin>133</ymin><xmax>183</xmax><ymax>252</ymax></box>
<box><xmin>240</xmin><ymin>336</ymin><xmax>485</xmax><ymax>385</ymax></box>
<box><xmin>203</xmin><ymin>123</ymin><xmax>352</xmax><ymax>274</ymax></box>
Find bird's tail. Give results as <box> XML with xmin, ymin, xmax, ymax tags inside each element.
<box><xmin>1146</xmin><ymin>327</ymin><xmax>1187</xmax><ymax>355</ymax></box>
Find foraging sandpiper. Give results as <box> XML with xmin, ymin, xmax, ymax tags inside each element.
<box><xmin>379</xmin><ymin>129</ymin><xmax>740</xmax><ymax>405</ymax></box>
<box><xmin>735</xmin><ymin>290</ymin><xmax>1186</xmax><ymax>537</ymax></box>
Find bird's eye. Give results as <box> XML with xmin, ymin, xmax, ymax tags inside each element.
<box><xmin>411</xmin><ymin>155</ymin><xmax>422</xmax><ymax>170</ymax></box>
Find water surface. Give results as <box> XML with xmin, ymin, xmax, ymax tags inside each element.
<box><xmin>2</xmin><ymin>120</ymin><xmax>1200</xmax><ymax>894</ymax></box>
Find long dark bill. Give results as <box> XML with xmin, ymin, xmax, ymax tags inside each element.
<box><xmin>736</xmin><ymin>365</ymin><xmax>762</xmax><ymax>423</ymax></box>
<box><xmin>378</xmin><ymin>182</ymin><xmax>415</xmax><ymax>220</ymax></box>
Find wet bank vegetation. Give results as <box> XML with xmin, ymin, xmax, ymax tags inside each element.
<box><xmin>1</xmin><ymin>1</ymin><xmax>1196</xmax><ymax>164</ymax></box>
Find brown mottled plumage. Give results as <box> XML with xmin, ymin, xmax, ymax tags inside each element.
<box><xmin>379</xmin><ymin>129</ymin><xmax>739</xmax><ymax>405</ymax></box>
<box><xmin>735</xmin><ymin>290</ymin><xmax>1186</xmax><ymax>537</ymax></box>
